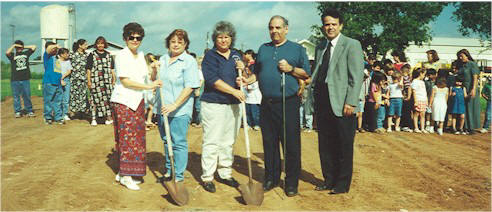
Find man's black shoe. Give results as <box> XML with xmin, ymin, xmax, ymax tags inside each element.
<box><xmin>203</xmin><ymin>181</ymin><xmax>216</xmax><ymax>193</ymax></box>
<box><xmin>217</xmin><ymin>177</ymin><xmax>239</xmax><ymax>188</ymax></box>
<box><xmin>314</xmin><ymin>184</ymin><xmax>333</xmax><ymax>191</ymax></box>
<box><xmin>262</xmin><ymin>180</ymin><xmax>278</xmax><ymax>191</ymax></box>
<box><xmin>285</xmin><ymin>186</ymin><xmax>298</xmax><ymax>197</ymax></box>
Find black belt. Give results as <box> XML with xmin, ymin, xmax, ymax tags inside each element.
<box><xmin>263</xmin><ymin>95</ymin><xmax>297</xmax><ymax>104</ymax></box>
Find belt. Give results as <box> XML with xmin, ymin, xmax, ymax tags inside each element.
<box><xmin>263</xmin><ymin>95</ymin><xmax>297</xmax><ymax>104</ymax></box>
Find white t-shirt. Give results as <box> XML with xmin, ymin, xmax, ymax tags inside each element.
<box><xmin>110</xmin><ymin>47</ymin><xmax>148</xmax><ymax>111</ymax></box>
<box><xmin>388</xmin><ymin>82</ymin><xmax>403</xmax><ymax>98</ymax></box>
<box><xmin>245</xmin><ymin>81</ymin><xmax>262</xmax><ymax>105</ymax></box>
<box><xmin>60</xmin><ymin>60</ymin><xmax>73</xmax><ymax>76</ymax></box>
<box><xmin>411</xmin><ymin>79</ymin><xmax>428</xmax><ymax>102</ymax></box>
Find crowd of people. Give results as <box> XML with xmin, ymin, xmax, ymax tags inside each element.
<box><xmin>5</xmin><ymin>9</ymin><xmax>490</xmax><ymax>199</ymax></box>
<box><xmin>341</xmin><ymin>49</ymin><xmax>491</xmax><ymax>136</ymax></box>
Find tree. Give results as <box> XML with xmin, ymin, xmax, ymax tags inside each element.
<box><xmin>452</xmin><ymin>2</ymin><xmax>491</xmax><ymax>41</ymax></box>
<box><xmin>312</xmin><ymin>2</ymin><xmax>447</xmax><ymax>58</ymax></box>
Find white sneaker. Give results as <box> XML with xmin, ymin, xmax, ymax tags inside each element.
<box><xmin>27</xmin><ymin>112</ymin><xmax>36</xmax><ymax>117</ymax></box>
<box><xmin>479</xmin><ymin>128</ymin><xmax>489</xmax><ymax>133</ymax></box>
<box><xmin>64</xmin><ymin>115</ymin><xmax>71</xmax><ymax>121</ymax></box>
<box><xmin>425</xmin><ymin>126</ymin><xmax>431</xmax><ymax>132</ymax></box>
<box><xmin>105</xmin><ymin>120</ymin><xmax>113</xmax><ymax>125</ymax></box>
<box><xmin>437</xmin><ymin>128</ymin><xmax>443</xmax><ymax>135</ymax></box>
<box><xmin>414</xmin><ymin>129</ymin><xmax>422</xmax><ymax>133</ymax></box>
<box><xmin>253</xmin><ymin>126</ymin><xmax>261</xmax><ymax>131</ymax></box>
<box><xmin>422</xmin><ymin>129</ymin><xmax>429</xmax><ymax>134</ymax></box>
<box><xmin>120</xmin><ymin>176</ymin><xmax>140</xmax><ymax>190</ymax></box>
<box><xmin>387</xmin><ymin>128</ymin><xmax>392</xmax><ymax>133</ymax></box>
<box><xmin>15</xmin><ymin>112</ymin><xmax>21</xmax><ymax>118</ymax></box>
<box><xmin>91</xmin><ymin>119</ymin><xmax>97</xmax><ymax>126</ymax></box>
<box><xmin>428</xmin><ymin>127</ymin><xmax>434</xmax><ymax>134</ymax></box>
<box><xmin>395</xmin><ymin>127</ymin><xmax>401</xmax><ymax>132</ymax></box>
<box><xmin>115</xmin><ymin>173</ymin><xmax>141</xmax><ymax>184</ymax></box>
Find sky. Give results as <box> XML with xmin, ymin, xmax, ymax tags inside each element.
<box><xmin>0</xmin><ymin>1</ymin><xmax>481</xmax><ymax>63</ymax></box>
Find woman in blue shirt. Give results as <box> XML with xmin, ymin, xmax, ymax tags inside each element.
<box><xmin>199</xmin><ymin>21</ymin><xmax>245</xmax><ymax>193</ymax></box>
<box><xmin>152</xmin><ymin>29</ymin><xmax>200</xmax><ymax>183</ymax></box>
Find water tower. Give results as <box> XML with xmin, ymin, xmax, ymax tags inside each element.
<box><xmin>40</xmin><ymin>4</ymin><xmax>69</xmax><ymax>59</ymax></box>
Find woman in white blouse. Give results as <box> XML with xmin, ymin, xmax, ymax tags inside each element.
<box><xmin>110</xmin><ymin>22</ymin><xmax>162</xmax><ymax>191</ymax></box>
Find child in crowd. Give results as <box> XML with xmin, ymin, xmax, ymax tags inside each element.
<box><xmin>357</xmin><ymin>69</ymin><xmax>371</xmax><ymax>133</ymax></box>
<box><xmin>366</xmin><ymin>71</ymin><xmax>386</xmax><ymax>132</ymax></box>
<box><xmin>429</xmin><ymin>78</ymin><xmax>449</xmax><ymax>135</ymax></box>
<box><xmin>400</xmin><ymin>64</ymin><xmax>414</xmax><ymax>132</ymax></box>
<box><xmin>144</xmin><ymin>53</ymin><xmax>157</xmax><ymax>130</ymax></box>
<box><xmin>42</xmin><ymin>42</ymin><xmax>63</xmax><ymax>124</ymax></box>
<box><xmin>424</xmin><ymin>68</ymin><xmax>437</xmax><ymax>132</ymax></box>
<box><xmin>387</xmin><ymin>72</ymin><xmax>404</xmax><ymax>132</ymax></box>
<box><xmin>58</xmin><ymin>48</ymin><xmax>73</xmax><ymax>121</ymax></box>
<box><xmin>411</xmin><ymin>69</ymin><xmax>428</xmax><ymax>133</ymax></box>
<box><xmin>376</xmin><ymin>76</ymin><xmax>389</xmax><ymax>133</ymax></box>
<box><xmin>480</xmin><ymin>77</ymin><xmax>491</xmax><ymax>133</ymax></box>
<box><xmin>450</xmin><ymin>76</ymin><xmax>467</xmax><ymax>134</ymax></box>
<box><xmin>244</xmin><ymin>50</ymin><xmax>262</xmax><ymax>131</ymax></box>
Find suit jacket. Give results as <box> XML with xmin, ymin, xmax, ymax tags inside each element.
<box><xmin>306</xmin><ymin>34</ymin><xmax>364</xmax><ymax>117</ymax></box>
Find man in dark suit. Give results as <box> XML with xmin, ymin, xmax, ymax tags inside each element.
<box><xmin>306</xmin><ymin>9</ymin><xmax>364</xmax><ymax>194</ymax></box>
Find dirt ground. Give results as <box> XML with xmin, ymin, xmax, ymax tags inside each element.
<box><xmin>1</xmin><ymin>96</ymin><xmax>490</xmax><ymax>211</ymax></box>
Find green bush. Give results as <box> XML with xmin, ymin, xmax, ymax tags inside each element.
<box><xmin>1</xmin><ymin>60</ymin><xmax>11</xmax><ymax>79</ymax></box>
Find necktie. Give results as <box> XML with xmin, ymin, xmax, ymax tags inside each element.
<box><xmin>317</xmin><ymin>41</ymin><xmax>332</xmax><ymax>85</ymax></box>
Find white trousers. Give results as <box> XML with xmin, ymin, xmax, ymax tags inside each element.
<box><xmin>200</xmin><ymin>102</ymin><xmax>241</xmax><ymax>182</ymax></box>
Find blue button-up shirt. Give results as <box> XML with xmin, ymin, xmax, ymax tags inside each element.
<box><xmin>155</xmin><ymin>52</ymin><xmax>200</xmax><ymax>118</ymax></box>
<box><xmin>201</xmin><ymin>48</ymin><xmax>242</xmax><ymax>105</ymax></box>
<box><xmin>42</xmin><ymin>52</ymin><xmax>61</xmax><ymax>85</ymax></box>
<box><xmin>254</xmin><ymin>40</ymin><xmax>311</xmax><ymax>98</ymax></box>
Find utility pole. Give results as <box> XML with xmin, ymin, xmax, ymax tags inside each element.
<box><xmin>9</xmin><ymin>24</ymin><xmax>15</xmax><ymax>43</ymax></box>
<box><xmin>206</xmin><ymin>32</ymin><xmax>210</xmax><ymax>50</ymax></box>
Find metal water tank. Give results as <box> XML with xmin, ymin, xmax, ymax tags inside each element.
<box><xmin>40</xmin><ymin>5</ymin><xmax>69</xmax><ymax>39</ymax></box>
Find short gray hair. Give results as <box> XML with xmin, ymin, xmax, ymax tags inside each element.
<box><xmin>212</xmin><ymin>21</ymin><xmax>236</xmax><ymax>49</ymax></box>
<box><xmin>269</xmin><ymin>15</ymin><xmax>289</xmax><ymax>27</ymax></box>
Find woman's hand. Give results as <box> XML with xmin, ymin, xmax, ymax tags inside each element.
<box><xmin>161</xmin><ymin>103</ymin><xmax>177</xmax><ymax>115</ymax></box>
<box><xmin>61</xmin><ymin>80</ymin><xmax>66</xmax><ymax>86</ymax></box>
<box><xmin>151</xmin><ymin>80</ymin><xmax>163</xmax><ymax>90</ymax></box>
<box><xmin>235</xmin><ymin>60</ymin><xmax>245</xmax><ymax>70</ymax></box>
<box><xmin>236</xmin><ymin>76</ymin><xmax>248</xmax><ymax>88</ymax></box>
<box><xmin>232</xmin><ymin>89</ymin><xmax>246</xmax><ymax>102</ymax></box>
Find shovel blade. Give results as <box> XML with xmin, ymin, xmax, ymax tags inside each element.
<box><xmin>239</xmin><ymin>181</ymin><xmax>264</xmax><ymax>206</ymax></box>
<box><xmin>163</xmin><ymin>180</ymin><xmax>189</xmax><ymax>206</ymax></box>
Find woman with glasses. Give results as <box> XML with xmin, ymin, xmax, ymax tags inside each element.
<box><xmin>110</xmin><ymin>22</ymin><xmax>162</xmax><ymax>190</ymax></box>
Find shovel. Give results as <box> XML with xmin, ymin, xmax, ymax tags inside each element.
<box><xmin>234</xmin><ymin>56</ymin><xmax>264</xmax><ymax>205</ymax></box>
<box><xmin>281</xmin><ymin>72</ymin><xmax>287</xmax><ymax>191</ymax></box>
<box><xmin>155</xmin><ymin>62</ymin><xmax>189</xmax><ymax>206</ymax></box>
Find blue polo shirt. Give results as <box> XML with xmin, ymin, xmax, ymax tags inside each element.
<box><xmin>201</xmin><ymin>48</ymin><xmax>241</xmax><ymax>104</ymax></box>
<box><xmin>42</xmin><ymin>52</ymin><xmax>61</xmax><ymax>85</ymax></box>
<box><xmin>254</xmin><ymin>40</ymin><xmax>310</xmax><ymax>99</ymax></box>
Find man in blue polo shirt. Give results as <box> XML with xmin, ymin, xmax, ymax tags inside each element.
<box><xmin>42</xmin><ymin>42</ymin><xmax>64</xmax><ymax>124</ymax></box>
<box><xmin>245</xmin><ymin>15</ymin><xmax>310</xmax><ymax>197</ymax></box>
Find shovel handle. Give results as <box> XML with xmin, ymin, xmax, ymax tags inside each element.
<box><xmin>236</xmin><ymin>62</ymin><xmax>254</xmax><ymax>181</ymax></box>
<box><xmin>154</xmin><ymin>60</ymin><xmax>176</xmax><ymax>178</ymax></box>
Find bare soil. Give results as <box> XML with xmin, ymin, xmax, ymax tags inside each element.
<box><xmin>1</xmin><ymin>96</ymin><xmax>490</xmax><ymax>210</ymax></box>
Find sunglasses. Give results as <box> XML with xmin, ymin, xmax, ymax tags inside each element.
<box><xmin>128</xmin><ymin>35</ymin><xmax>143</xmax><ymax>41</ymax></box>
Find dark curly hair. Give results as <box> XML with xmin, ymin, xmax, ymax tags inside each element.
<box><xmin>122</xmin><ymin>22</ymin><xmax>145</xmax><ymax>41</ymax></box>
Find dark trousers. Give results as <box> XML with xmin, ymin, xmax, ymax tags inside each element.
<box><xmin>365</xmin><ymin>102</ymin><xmax>377</xmax><ymax>132</ymax></box>
<box><xmin>260</xmin><ymin>95</ymin><xmax>301</xmax><ymax>188</ymax></box>
<box><xmin>400</xmin><ymin>99</ymin><xmax>414</xmax><ymax>129</ymax></box>
<box><xmin>315</xmin><ymin>85</ymin><xmax>356</xmax><ymax>192</ymax></box>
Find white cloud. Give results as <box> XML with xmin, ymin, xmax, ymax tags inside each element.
<box><xmin>3</xmin><ymin>4</ymin><xmax>42</xmax><ymax>29</ymax></box>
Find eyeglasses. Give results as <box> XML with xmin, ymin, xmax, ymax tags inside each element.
<box><xmin>128</xmin><ymin>35</ymin><xmax>143</xmax><ymax>41</ymax></box>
